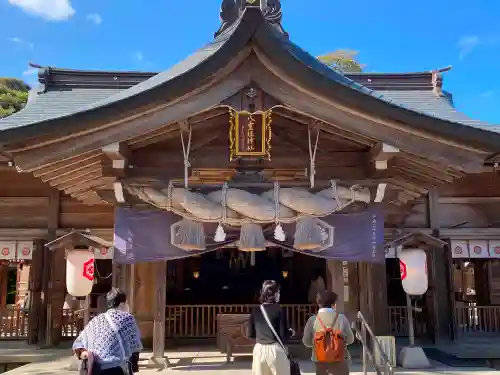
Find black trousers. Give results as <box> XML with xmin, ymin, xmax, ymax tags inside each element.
<box><xmin>315</xmin><ymin>361</ymin><xmax>349</xmax><ymax>375</ymax></box>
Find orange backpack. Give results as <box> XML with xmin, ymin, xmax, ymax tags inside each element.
<box><xmin>313</xmin><ymin>312</ymin><xmax>345</xmax><ymax>363</ymax></box>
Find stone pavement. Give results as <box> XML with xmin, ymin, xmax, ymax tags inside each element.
<box><xmin>1</xmin><ymin>349</ymin><xmax>499</xmax><ymax>375</ymax></box>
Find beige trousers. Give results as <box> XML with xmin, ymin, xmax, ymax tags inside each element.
<box><xmin>252</xmin><ymin>343</ymin><xmax>290</xmax><ymax>375</ymax></box>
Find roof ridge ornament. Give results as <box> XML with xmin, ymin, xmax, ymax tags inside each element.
<box><xmin>215</xmin><ymin>0</ymin><xmax>285</xmax><ymax>38</ymax></box>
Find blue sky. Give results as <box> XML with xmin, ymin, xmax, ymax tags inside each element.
<box><xmin>1</xmin><ymin>0</ymin><xmax>499</xmax><ymax>124</ymax></box>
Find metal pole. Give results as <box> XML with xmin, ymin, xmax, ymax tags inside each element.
<box><xmin>83</xmin><ymin>295</ymin><xmax>90</xmax><ymax>326</ymax></box>
<box><xmin>406</xmin><ymin>294</ymin><xmax>415</xmax><ymax>346</ymax></box>
<box><xmin>362</xmin><ymin>324</ymin><xmax>368</xmax><ymax>375</ymax></box>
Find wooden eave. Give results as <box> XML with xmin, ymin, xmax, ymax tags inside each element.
<box><xmin>384</xmin><ymin>231</ymin><xmax>447</xmax><ymax>249</ymax></box>
<box><xmin>45</xmin><ymin>230</ymin><xmax>112</xmax><ymax>251</ymax></box>
<box><xmin>13</xmin><ymin>103</ymin><xmax>467</xmax><ymax>208</ymax></box>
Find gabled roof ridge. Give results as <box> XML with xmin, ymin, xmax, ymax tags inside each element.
<box><xmin>28</xmin><ymin>65</ymin><xmax>447</xmax><ymax>92</ymax></box>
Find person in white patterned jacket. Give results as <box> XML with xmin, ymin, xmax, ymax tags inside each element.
<box><xmin>73</xmin><ymin>288</ymin><xmax>143</xmax><ymax>375</ymax></box>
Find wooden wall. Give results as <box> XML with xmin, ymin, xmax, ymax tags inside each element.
<box><xmin>0</xmin><ymin>168</ymin><xmax>114</xmax><ymax>231</ymax></box>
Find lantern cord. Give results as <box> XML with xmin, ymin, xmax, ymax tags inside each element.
<box><xmin>308</xmin><ymin>122</ymin><xmax>320</xmax><ymax>189</ymax></box>
<box><xmin>180</xmin><ymin>123</ymin><xmax>192</xmax><ymax>188</ymax></box>
<box><xmin>95</xmin><ymin>262</ymin><xmax>112</xmax><ymax>280</ymax></box>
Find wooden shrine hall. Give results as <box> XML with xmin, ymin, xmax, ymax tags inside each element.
<box><xmin>2</xmin><ymin>0</ymin><xmax>500</xmax><ymax>358</ymax></box>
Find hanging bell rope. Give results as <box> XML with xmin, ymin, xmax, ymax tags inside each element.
<box><xmin>308</xmin><ymin>121</ymin><xmax>320</xmax><ymax>189</ymax></box>
<box><xmin>238</xmin><ymin>223</ymin><xmax>266</xmax><ymax>252</ymax></box>
<box><xmin>180</xmin><ymin>122</ymin><xmax>192</xmax><ymax>188</ymax></box>
<box><xmin>273</xmin><ymin>181</ymin><xmax>286</xmax><ymax>241</ymax></box>
<box><xmin>176</xmin><ymin>219</ymin><xmax>206</xmax><ymax>251</ymax></box>
<box><xmin>293</xmin><ymin>216</ymin><xmax>323</xmax><ymax>251</ymax></box>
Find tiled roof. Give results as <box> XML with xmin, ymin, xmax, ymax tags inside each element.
<box><xmin>2</xmin><ymin>72</ymin><xmax>493</xmax><ymax>132</ymax></box>
<box><xmin>0</xmin><ymin>8</ymin><xmax>494</xmax><ymax>134</ymax></box>
<box><xmin>0</xmin><ymin>87</ymin><xmax>122</xmax><ymax>130</ymax></box>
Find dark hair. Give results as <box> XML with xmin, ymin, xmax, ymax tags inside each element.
<box><xmin>317</xmin><ymin>290</ymin><xmax>338</xmax><ymax>308</ymax></box>
<box><xmin>259</xmin><ymin>280</ymin><xmax>280</xmax><ymax>304</ymax></box>
<box><xmin>106</xmin><ymin>288</ymin><xmax>127</xmax><ymax>310</ymax></box>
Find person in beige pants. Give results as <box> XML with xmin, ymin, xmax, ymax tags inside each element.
<box><xmin>248</xmin><ymin>280</ymin><xmax>291</xmax><ymax>375</ymax></box>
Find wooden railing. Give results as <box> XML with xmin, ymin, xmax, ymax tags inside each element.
<box><xmin>0</xmin><ymin>306</ymin><xmax>27</xmax><ymax>339</ymax></box>
<box><xmin>388</xmin><ymin>306</ymin><xmax>427</xmax><ymax>337</ymax></box>
<box><xmin>165</xmin><ymin>304</ymin><xmax>316</xmax><ymax>339</ymax></box>
<box><xmin>1</xmin><ymin>306</ymin><xmax>101</xmax><ymax>340</ymax></box>
<box><xmin>454</xmin><ymin>304</ymin><xmax>500</xmax><ymax>337</ymax></box>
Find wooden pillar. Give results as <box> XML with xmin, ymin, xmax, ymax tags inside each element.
<box><xmin>47</xmin><ymin>246</ymin><xmax>66</xmax><ymax>346</ymax></box>
<box><xmin>128</xmin><ymin>264</ymin><xmax>136</xmax><ymax>311</ymax></box>
<box><xmin>46</xmin><ymin>189</ymin><xmax>64</xmax><ymax>347</ymax></box>
<box><xmin>358</xmin><ymin>262</ymin><xmax>389</xmax><ymax>335</ymax></box>
<box><xmin>151</xmin><ymin>261</ymin><xmax>168</xmax><ymax>367</ymax></box>
<box><xmin>38</xmin><ymin>244</ymin><xmax>49</xmax><ymax>345</ymax></box>
<box><xmin>346</xmin><ymin>262</ymin><xmax>360</xmax><ymax>322</ymax></box>
<box><xmin>426</xmin><ymin>187</ymin><xmax>452</xmax><ymax>343</ymax></box>
<box><xmin>0</xmin><ymin>265</ymin><xmax>7</xmax><ymax>309</ymax></box>
<box><xmin>27</xmin><ymin>239</ymin><xmax>44</xmax><ymax>344</ymax></box>
<box><xmin>326</xmin><ymin>260</ymin><xmax>344</xmax><ymax>312</ymax></box>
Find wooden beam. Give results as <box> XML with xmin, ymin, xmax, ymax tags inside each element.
<box><xmin>369</xmin><ymin>143</ymin><xmax>399</xmax><ymax>170</ymax></box>
<box><xmin>32</xmin><ymin>151</ymin><xmax>101</xmax><ymax>177</ymax></box>
<box><xmin>132</xmin><ymin>149</ymin><xmax>369</xmax><ymax>168</ymax></box>
<box><xmin>102</xmin><ymin>142</ymin><xmax>130</xmax><ymax>168</ymax></box>
<box><xmin>53</xmin><ymin>168</ymin><xmax>104</xmax><ymax>190</ymax></box>
<box><xmin>43</xmin><ymin>161</ymin><xmax>101</xmax><ymax>185</ymax></box>
<box><xmin>65</xmin><ymin>177</ymin><xmax>115</xmax><ymax>195</ymax></box>
<box><xmin>438</xmin><ymin>196</ymin><xmax>500</xmax><ymax>204</ymax></box>
<box><xmin>150</xmin><ymin>261</ymin><xmax>168</xmax><ymax>367</ymax></box>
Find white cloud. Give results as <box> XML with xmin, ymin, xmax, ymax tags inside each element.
<box><xmin>8</xmin><ymin>36</ymin><xmax>34</xmax><ymax>49</ymax></box>
<box><xmin>480</xmin><ymin>90</ymin><xmax>494</xmax><ymax>98</ymax></box>
<box><xmin>86</xmin><ymin>13</ymin><xmax>102</xmax><ymax>25</ymax></box>
<box><xmin>23</xmin><ymin>67</ymin><xmax>38</xmax><ymax>76</ymax></box>
<box><xmin>8</xmin><ymin>0</ymin><xmax>75</xmax><ymax>21</ymax></box>
<box><xmin>135</xmin><ymin>51</ymin><xmax>144</xmax><ymax>62</ymax></box>
<box><xmin>457</xmin><ymin>35</ymin><xmax>480</xmax><ymax>60</ymax></box>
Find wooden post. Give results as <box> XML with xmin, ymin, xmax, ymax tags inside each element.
<box><xmin>46</xmin><ymin>189</ymin><xmax>64</xmax><ymax>347</ymax></box>
<box><xmin>150</xmin><ymin>261</ymin><xmax>168</xmax><ymax>368</ymax></box>
<box><xmin>39</xmin><ymin>244</ymin><xmax>50</xmax><ymax>345</ymax></box>
<box><xmin>0</xmin><ymin>265</ymin><xmax>7</xmax><ymax>309</ymax></box>
<box><xmin>358</xmin><ymin>262</ymin><xmax>389</xmax><ymax>335</ymax></box>
<box><xmin>48</xmin><ymin>246</ymin><xmax>66</xmax><ymax>346</ymax></box>
<box><xmin>426</xmin><ymin>187</ymin><xmax>452</xmax><ymax>343</ymax></box>
<box><xmin>128</xmin><ymin>264</ymin><xmax>136</xmax><ymax>311</ymax></box>
<box><xmin>27</xmin><ymin>239</ymin><xmax>44</xmax><ymax>344</ymax></box>
<box><xmin>83</xmin><ymin>295</ymin><xmax>90</xmax><ymax>326</ymax></box>
<box><xmin>326</xmin><ymin>260</ymin><xmax>344</xmax><ymax>312</ymax></box>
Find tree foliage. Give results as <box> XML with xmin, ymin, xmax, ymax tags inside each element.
<box><xmin>0</xmin><ymin>78</ymin><xmax>30</xmax><ymax>118</ymax></box>
<box><xmin>317</xmin><ymin>49</ymin><xmax>364</xmax><ymax>73</ymax></box>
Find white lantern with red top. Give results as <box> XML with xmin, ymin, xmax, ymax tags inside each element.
<box><xmin>66</xmin><ymin>249</ymin><xmax>95</xmax><ymax>297</ymax></box>
<box><xmin>399</xmin><ymin>248</ymin><xmax>428</xmax><ymax>296</ymax></box>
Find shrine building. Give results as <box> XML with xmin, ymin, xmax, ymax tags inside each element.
<box><xmin>1</xmin><ymin>0</ymin><xmax>500</xmax><ymax>358</ymax></box>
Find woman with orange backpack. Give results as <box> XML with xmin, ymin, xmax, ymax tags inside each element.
<box><xmin>302</xmin><ymin>291</ymin><xmax>354</xmax><ymax>375</ymax></box>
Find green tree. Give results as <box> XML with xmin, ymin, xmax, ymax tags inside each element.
<box><xmin>0</xmin><ymin>78</ymin><xmax>30</xmax><ymax>118</ymax></box>
<box><xmin>317</xmin><ymin>49</ymin><xmax>364</xmax><ymax>73</ymax></box>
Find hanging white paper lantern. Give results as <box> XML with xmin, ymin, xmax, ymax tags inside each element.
<box><xmin>399</xmin><ymin>248</ymin><xmax>428</xmax><ymax>296</ymax></box>
<box><xmin>66</xmin><ymin>249</ymin><xmax>95</xmax><ymax>297</ymax></box>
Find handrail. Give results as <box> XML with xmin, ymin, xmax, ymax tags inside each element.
<box><xmin>355</xmin><ymin>311</ymin><xmax>394</xmax><ymax>375</ymax></box>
